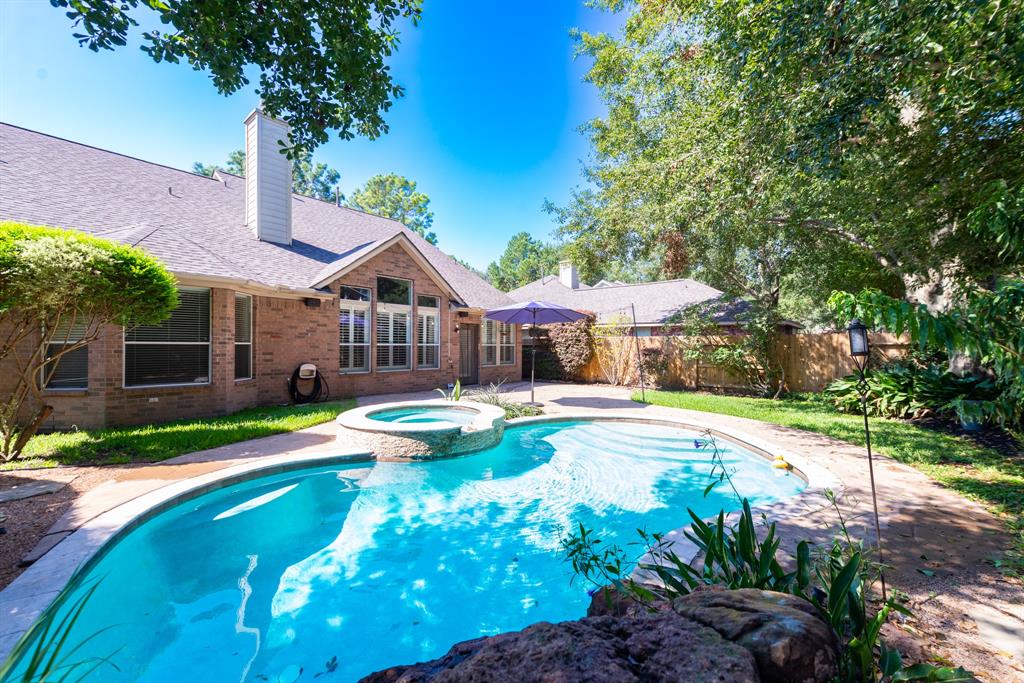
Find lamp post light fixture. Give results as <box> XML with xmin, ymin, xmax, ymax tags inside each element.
<box><xmin>847</xmin><ymin>318</ymin><xmax>887</xmax><ymax>601</ymax></box>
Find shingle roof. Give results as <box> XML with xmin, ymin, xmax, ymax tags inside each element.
<box><xmin>508</xmin><ymin>275</ymin><xmax>749</xmax><ymax>325</ymax></box>
<box><xmin>0</xmin><ymin>123</ymin><xmax>512</xmax><ymax>309</ymax></box>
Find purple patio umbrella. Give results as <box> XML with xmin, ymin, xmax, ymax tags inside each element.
<box><xmin>484</xmin><ymin>300</ymin><xmax>588</xmax><ymax>404</ymax></box>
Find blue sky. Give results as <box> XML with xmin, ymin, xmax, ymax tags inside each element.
<box><xmin>0</xmin><ymin>1</ymin><xmax>620</xmax><ymax>270</ymax></box>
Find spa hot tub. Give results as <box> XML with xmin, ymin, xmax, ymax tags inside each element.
<box><xmin>336</xmin><ymin>399</ymin><xmax>506</xmax><ymax>460</ymax></box>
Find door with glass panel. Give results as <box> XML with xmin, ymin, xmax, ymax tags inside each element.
<box><xmin>458</xmin><ymin>324</ymin><xmax>479</xmax><ymax>385</ymax></box>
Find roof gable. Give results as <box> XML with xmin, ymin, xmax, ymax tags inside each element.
<box><xmin>310</xmin><ymin>233</ymin><xmax>462</xmax><ymax>302</ymax></box>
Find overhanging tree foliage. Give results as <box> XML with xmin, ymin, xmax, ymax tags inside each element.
<box><xmin>52</xmin><ymin>0</ymin><xmax>422</xmax><ymax>152</ymax></box>
<box><xmin>829</xmin><ymin>169</ymin><xmax>1024</xmax><ymax>427</ymax></box>
<box><xmin>558</xmin><ymin>0</ymin><xmax>1023</xmax><ymax>317</ymax></box>
<box><xmin>0</xmin><ymin>223</ymin><xmax>177</xmax><ymax>460</ymax></box>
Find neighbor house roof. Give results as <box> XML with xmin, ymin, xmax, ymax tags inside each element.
<box><xmin>0</xmin><ymin>123</ymin><xmax>512</xmax><ymax>309</ymax></box>
<box><xmin>508</xmin><ymin>275</ymin><xmax>751</xmax><ymax>325</ymax></box>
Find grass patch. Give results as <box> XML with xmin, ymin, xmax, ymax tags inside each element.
<box><xmin>633</xmin><ymin>390</ymin><xmax>1024</xmax><ymax>572</ymax></box>
<box><xmin>5</xmin><ymin>400</ymin><xmax>356</xmax><ymax>470</ymax></box>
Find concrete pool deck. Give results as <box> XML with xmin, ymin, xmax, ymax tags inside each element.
<box><xmin>0</xmin><ymin>382</ymin><xmax>1021</xmax><ymax>678</ymax></box>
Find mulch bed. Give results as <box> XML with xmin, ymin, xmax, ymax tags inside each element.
<box><xmin>908</xmin><ymin>416</ymin><xmax>1023</xmax><ymax>458</ymax></box>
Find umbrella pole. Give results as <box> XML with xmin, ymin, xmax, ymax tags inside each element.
<box><xmin>530</xmin><ymin>315</ymin><xmax>536</xmax><ymax>404</ymax></box>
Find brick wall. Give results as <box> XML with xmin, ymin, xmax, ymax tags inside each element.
<box><xmin>0</xmin><ymin>242</ymin><xmax>521</xmax><ymax>429</ymax></box>
<box><xmin>254</xmin><ymin>294</ymin><xmax>338</xmax><ymax>405</ymax></box>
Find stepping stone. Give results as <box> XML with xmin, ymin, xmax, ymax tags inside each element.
<box><xmin>0</xmin><ymin>479</ymin><xmax>67</xmax><ymax>503</ymax></box>
<box><xmin>20</xmin><ymin>531</ymin><xmax>73</xmax><ymax>566</ymax></box>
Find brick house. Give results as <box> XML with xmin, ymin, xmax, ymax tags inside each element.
<box><xmin>0</xmin><ymin>113</ymin><xmax>521</xmax><ymax>429</ymax></box>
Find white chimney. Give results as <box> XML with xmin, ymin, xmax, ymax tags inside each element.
<box><xmin>559</xmin><ymin>260</ymin><xmax>579</xmax><ymax>289</ymax></box>
<box><xmin>244</xmin><ymin>109</ymin><xmax>293</xmax><ymax>245</ymax></box>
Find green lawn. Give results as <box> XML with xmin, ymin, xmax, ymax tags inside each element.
<box><xmin>4</xmin><ymin>400</ymin><xmax>356</xmax><ymax>470</ymax></box>
<box><xmin>632</xmin><ymin>390</ymin><xmax>1023</xmax><ymax>527</ymax></box>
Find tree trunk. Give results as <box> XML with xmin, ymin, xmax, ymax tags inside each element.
<box><xmin>903</xmin><ymin>269</ymin><xmax>955</xmax><ymax>314</ymax></box>
<box><xmin>6</xmin><ymin>404</ymin><xmax>53</xmax><ymax>460</ymax></box>
<box><xmin>902</xmin><ymin>268</ymin><xmax>976</xmax><ymax>375</ymax></box>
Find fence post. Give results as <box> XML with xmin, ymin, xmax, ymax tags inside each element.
<box><xmin>631</xmin><ymin>304</ymin><xmax>646</xmax><ymax>402</ymax></box>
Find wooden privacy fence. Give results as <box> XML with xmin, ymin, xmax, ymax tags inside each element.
<box><xmin>576</xmin><ymin>332</ymin><xmax>908</xmax><ymax>393</ymax></box>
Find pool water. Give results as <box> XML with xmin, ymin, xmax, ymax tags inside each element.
<box><xmin>4</xmin><ymin>421</ymin><xmax>804</xmax><ymax>682</ymax></box>
<box><xmin>368</xmin><ymin>406</ymin><xmax>477</xmax><ymax>427</ymax></box>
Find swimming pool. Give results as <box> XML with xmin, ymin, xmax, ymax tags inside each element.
<box><xmin>2</xmin><ymin>420</ymin><xmax>805</xmax><ymax>682</ymax></box>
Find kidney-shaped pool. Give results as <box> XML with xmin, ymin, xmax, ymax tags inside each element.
<box><xmin>2</xmin><ymin>420</ymin><xmax>805</xmax><ymax>682</ymax></box>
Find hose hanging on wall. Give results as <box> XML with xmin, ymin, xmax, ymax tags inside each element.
<box><xmin>288</xmin><ymin>365</ymin><xmax>330</xmax><ymax>404</ymax></box>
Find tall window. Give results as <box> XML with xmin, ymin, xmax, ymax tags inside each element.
<box><xmin>499</xmin><ymin>322</ymin><xmax>515</xmax><ymax>365</ymax></box>
<box><xmin>482</xmin><ymin>320</ymin><xmax>515</xmax><ymax>367</ymax></box>
<box><xmin>124</xmin><ymin>288</ymin><xmax>210</xmax><ymax>387</ymax></box>
<box><xmin>482</xmin><ymin>319</ymin><xmax>497</xmax><ymax>366</ymax></box>
<box><xmin>339</xmin><ymin>286</ymin><xmax>371</xmax><ymax>373</ymax></box>
<box><xmin>416</xmin><ymin>295</ymin><xmax>440</xmax><ymax>369</ymax></box>
<box><xmin>43</xmin><ymin>320</ymin><xmax>88</xmax><ymax>389</ymax></box>
<box><xmin>234</xmin><ymin>293</ymin><xmax>252</xmax><ymax>380</ymax></box>
<box><xmin>376</xmin><ymin>277</ymin><xmax>412</xmax><ymax>370</ymax></box>
<box><xmin>377</xmin><ymin>310</ymin><xmax>411</xmax><ymax>370</ymax></box>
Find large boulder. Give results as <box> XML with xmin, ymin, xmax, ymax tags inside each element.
<box><xmin>360</xmin><ymin>612</ymin><xmax>759</xmax><ymax>683</ymax></box>
<box><xmin>669</xmin><ymin>589</ymin><xmax>839</xmax><ymax>683</ymax></box>
<box><xmin>360</xmin><ymin>588</ymin><xmax>839</xmax><ymax>683</ymax></box>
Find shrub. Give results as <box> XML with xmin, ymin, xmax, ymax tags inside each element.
<box><xmin>548</xmin><ymin>318</ymin><xmax>593</xmax><ymax>378</ymax></box>
<box><xmin>824</xmin><ymin>362</ymin><xmax>1000</xmax><ymax>421</ymax></box>
<box><xmin>465</xmin><ymin>381</ymin><xmax>542</xmax><ymax>419</ymax></box>
<box><xmin>830</xmin><ymin>284</ymin><xmax>1024</xmax><ymax>430</ymax></box>
<box><xmin>672</xmin><ymin>301</ymin><xmax>786</xmax><ymax>398</ymax></box>
<box><xmin>0</xmin><ymin>223</ymin><xmax>177</xmax><ymax>460</ymax></box>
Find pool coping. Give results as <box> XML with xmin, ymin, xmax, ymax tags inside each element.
<box><xmin>0</xmin><ymin>411</ymin><xmax>839</xmax><ymax>663</ymax></box>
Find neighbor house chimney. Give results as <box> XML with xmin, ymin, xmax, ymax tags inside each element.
<box><xmin>559</xmin><ymin>260</ymin><xmax>579</xmax><ymax>289</ymax></box>
<box><xmin>244</xmin><ymin>109</ymin><xmax>292</xmax><ymax>245</ymax></box>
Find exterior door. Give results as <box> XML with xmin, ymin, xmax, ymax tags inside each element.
<box><xmin>459</xmin><ymin>324</ymin><xmax>479</xmax><ymax>385</ymax></box>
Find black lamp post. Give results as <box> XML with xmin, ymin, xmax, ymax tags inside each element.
<box><xmin>847</xmin><ymin>319</ymin><xmax>887</xmax><ymax>601</ymax></box>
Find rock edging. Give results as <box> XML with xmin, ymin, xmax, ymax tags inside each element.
<box><xmin>359</xmin><ymin>588</ymin><xmax>838</xmax><ymax>683</ymax></box>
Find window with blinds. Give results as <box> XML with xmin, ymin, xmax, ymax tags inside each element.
<box><xmin>499</xmin><ymin>322</ymin><xmax>515</xmax><ymax>365</ymax></box>
<box><xmin>416</xmin><ymin>295</ymin><xmax>440</xmax><ymax>369</ymax></box>
<box><xmin>481</xmin><ymin>319</ymin><xmax>498</xmax><ymax>366</ymax></box>
<box><xmin>124</xmin><ymin>288</ymin><xmax>211</xmax><ymax>387</ymax></box>
<box><xmin>340</xmin><ymin>286</ymin><xmax>371</xmax><ymax>373</ymax></box>
<box><xmin>43</xmin><ymin>320</ymin><xmax>89</xmax><ymax>389</ymax></box>
<box><xmin>482</xmin><ymin>320</ymin><xmax>515</xmax><ymax>367</ymax></box>
<box><xmin>376</xmin><ymin>309</ymin><xmax>411</xmax><ymax>370</ymax></box>
<box><xmin>234</xmin><ymin>293</ymin><xmax>252</xmax><ymax>380</ymax></box>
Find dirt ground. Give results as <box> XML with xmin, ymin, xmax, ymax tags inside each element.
<box><xmin>0</xmin><ymin>466</ymin><xmax>137</xmax><ymax>589</ymax></box>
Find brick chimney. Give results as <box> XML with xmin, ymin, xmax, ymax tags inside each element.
<box><xmin>244</xmin><ymin>109</ymin><xmax>292</xmax><ymax>245</ymax></box>
<box><xmin>559</xmin><ymin>260</ymin><xmax>579</xmax><ymax>289</ymax></box>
